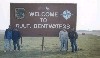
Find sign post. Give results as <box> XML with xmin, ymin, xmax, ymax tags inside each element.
<box><xmin>42</xmin><ymin>36</ymin><xmax>44</xmax><ymax>51</ymax></box>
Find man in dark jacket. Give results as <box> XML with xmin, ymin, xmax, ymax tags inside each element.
<box><xmin>68</xmin><ymin>28</ymin><xmax>78</xmax><ymax>52</ymax></box>
<box><xmin>12</xmin><ymin>28</ymin><xmax>21</xmax><ymax>51</ymax></box>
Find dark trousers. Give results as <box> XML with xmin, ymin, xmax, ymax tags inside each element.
<box><xmin>70</xmin><ymin>38</ymin><xmax>77</xmax><ymax>52</ymax></box>
<box><xmin>13</xmin><ymin>39</ymin><xmax>20</xmax><ymax>50</ymax></box>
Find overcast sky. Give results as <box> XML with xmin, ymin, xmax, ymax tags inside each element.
<box><xmin>0</xmin><ymin>0</ymin><xmax>99</xmax><ymax>30</ymax></box>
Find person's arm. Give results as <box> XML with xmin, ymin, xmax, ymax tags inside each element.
<box><xmin>68</xmin><ymin>32</ymin><xmax>70</xmax><ymax>39</ymax></box>
<box><xmin>75</xmin><ymin>32</ymin><xmax>78</xmax><ymax>39</ymax></box>
<box><xmin>18</xmin><ymin>31</ymin><xmax>21</xmax><ymax>39</ymax></box>
<box><xmin>18</xmin><ymin>31</ymin><xmax>22</xmax><ymax>39</ymax></box>
<box><xmin>59</xmin><ymin>31</ymin><xmax>61</xmax><ymax>40</ymax></box>
<box><xmin>11</xmin><ymin>30</ymin><xmax>13</xmax><ymax>40</ymax></box>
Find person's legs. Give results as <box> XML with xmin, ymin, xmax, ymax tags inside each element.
<box><xmin>8</xmin><ymin>39</ymin><xmax>11</xmax><ymax>51</ymax></box>
<box><xmin>70</xmin><ymin>39</ymin><xmax>74</xmax><ymax>52</ymax></box>
<box><xmin>60</xmin><ymin>39</ymin><xmax>64</xmax><ymax>51</ymax></box>
<box><xmin>4</xmin><ymin>39</ymin><xmax>8</xmax><ymax>52</ymax></box>
<box><xmin>17</xmin><ymin>40</ymin><xmax>20</xmax><ymax>50</ymax></box>
<box><xmin>13</xmin><ymin>41</ymin><xmax>16</xmax><ymax>50</ymax></box>
<box><xmin>74</xmin><ymin>39</ymin><xmax>77</xmax><ymax>51</ymax></box>
<box><xmin>64</xmin><ymin>39</ymin><xmax>68</xmax><ymax>51</ymax></box>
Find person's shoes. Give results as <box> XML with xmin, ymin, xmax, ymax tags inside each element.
<box><xmin>65</xmin><ymin>50</ymin><xmax>67</xmax><ymax>52</ymax></box>
<box><xmin>72</xmin><ymin>51</ymin><xmax>74</xmax><ymax>52</ymax></box>
<box><xmin>60</xmin><ymin>49</ymin><xmax>62</xmax><ymax>51</ymax></box>
<box><xmin>13</xmin><ymin>50</ymin><xmax>16</xmax><ymax>51</ymax></box>
<box><xmin>15</xmin><ymin>50</ymin><xmax>20</xmax><ymax>51</ymax></box>
<box><xmin>75</xmin><ymin>49</ymin><xmax>77</xmax><ymax>51</ymax></box>
<box><xmin>4</xmin><ymin>50</ymin><xmax>6</xmax><ymax>52</ymax></box>
<box><xmin>16</xmin><ymin>50</ymin><xmax>20</xmax><ymax>51</ymax></box>
<box><xmin>10</xmin><ymin>50</ymin><xmax>12</xmax><ymax>51</ymax></box>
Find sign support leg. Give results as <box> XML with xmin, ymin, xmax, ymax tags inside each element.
<box><xmin>21</xmin><ymin>37</ymin><xmax>22</xmax><ymax>44</ymax></box>
<box><xmin>42</xmin><ymin>36</ymin><xmax>44</xmax><ymax>51</ymax></box>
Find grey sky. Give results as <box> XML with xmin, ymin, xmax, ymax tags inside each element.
<box><xmin>0</xmin><ymin>0</ymin><xmax>99</xmax><ymax>30</ymax></box>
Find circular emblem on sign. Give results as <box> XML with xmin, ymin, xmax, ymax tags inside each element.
<box><xmin>61</xmin><ymin>10</ymin><xmax>73</xmax><ymax>20</ymax></box>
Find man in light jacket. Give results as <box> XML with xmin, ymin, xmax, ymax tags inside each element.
<box><xmin>59</xmin><ymin>28</ymin><xmax>68</xmax><ymax>51</ymax></box>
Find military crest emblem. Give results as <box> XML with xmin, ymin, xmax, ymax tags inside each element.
<box><xmin>15</xmin><ymin>8</ymin><xmax>25</xmax><ymax>19</ymax></box>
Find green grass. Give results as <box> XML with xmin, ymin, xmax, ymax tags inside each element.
<box><xmin>0</xmin><ymin>34</ymin><xmax>100</xmax><ymax>58</ymax></box>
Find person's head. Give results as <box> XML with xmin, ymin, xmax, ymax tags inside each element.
<box><xmin>8</xmin><ymin>25</ymin><xmax>12</xmax><ymax>29</ymax></box>
<box><xmin>62</xmin><ymin>27</ymin><xmax>66</xmax><ymax>32</ymax></box>
<box><xmin>14</xmin><ymin>27</ymin><xmax>18</xmax><ymax>31</ymax></box>
<box><xmin>71</xmin><ymin>28</ymin><xmax>75</xmax><ymax>31</ymax></box>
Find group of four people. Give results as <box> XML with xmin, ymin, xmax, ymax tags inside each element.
<box><xmin>4</xmin><ymin>25</ymin><xmax>21</xmax><ymax>52</ymax></box>
<box><xmin>59</xmin><ymin>28</ymin><xmax>78</xmax><ymax>52</ymax></box>
<box><xmin>4</xmin><ymin>25</ymin><xmax>78</xmax><ymax>52</ymax></box>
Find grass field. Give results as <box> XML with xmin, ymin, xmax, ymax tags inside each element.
<box><xmin>0</xmin><ymin>34</ymin><xmax>100</xmax><ymax>58</ymax></box>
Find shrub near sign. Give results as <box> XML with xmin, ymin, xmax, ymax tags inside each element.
<box><xmin>10</xmin><ymin>3</ymin><xmax>77</xmax><ymax>37</ymax></box>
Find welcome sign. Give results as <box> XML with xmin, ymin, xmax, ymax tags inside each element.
<box><xmin>10</xmin><ymin>3</ymin><xmax>77</xmax><ymax>37</ymax></box>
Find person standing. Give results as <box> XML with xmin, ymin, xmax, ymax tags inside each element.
<box><xmin>59</xmin><ymin>28</ymin><xmax>68</xmax><ymax>51</ymax></box>
<box><xmin>12</xmin><ymin>28</ymin><xmax>21</xmax><ymax>51</ymax></box>
<box><xmin>4</xmin><ymin>25</ymin><xmax>13</xmax><ymax>52</ymax></box>
<box><xmin>68</xmin><ymin>28</ymin><xmax>78</xmax><ymax>52</ymax></box>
